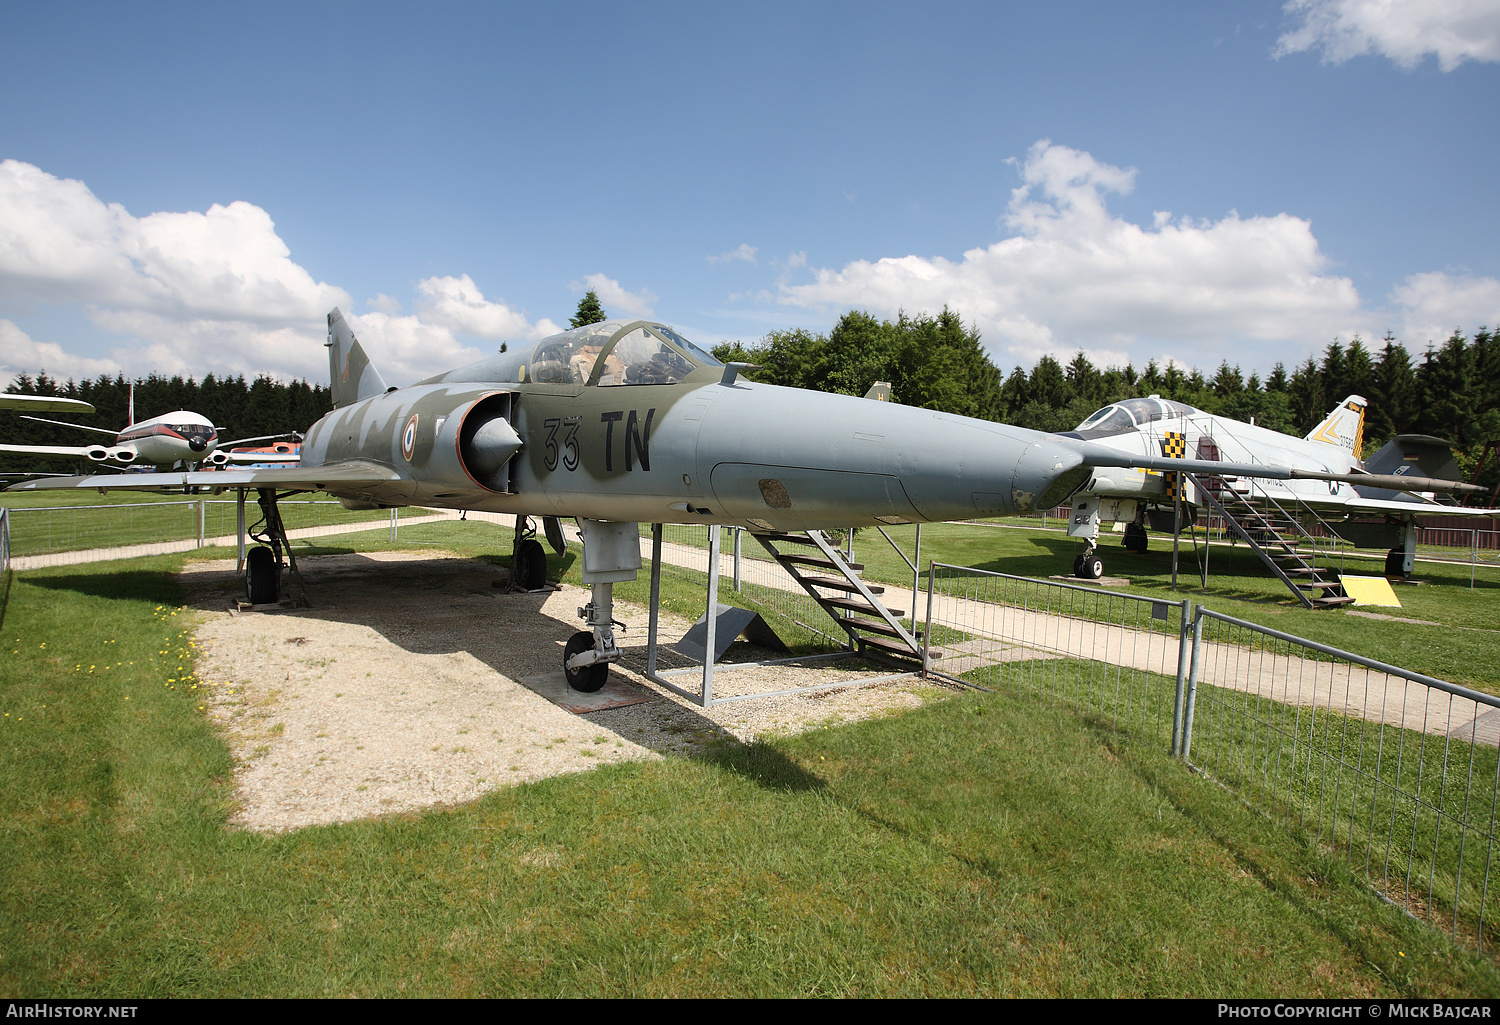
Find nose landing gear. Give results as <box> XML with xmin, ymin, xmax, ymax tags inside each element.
<box><xmin>1073</xmin><ymin>549</ymin><xmax>1104</xmax><ymax>580</ymax></box>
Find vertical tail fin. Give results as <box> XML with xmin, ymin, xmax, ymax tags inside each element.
<box><xmin>326</xmin><ymin>309</ymin><xmax>389</xmax><ymax>409</ymax></box>
<box><xmin>1305</xmin><ymin>395</ymin><xmax>1367</xmax><ymax>458</ymax></box>
<box><xmin>127</xmin><ymin>382</ymin><xmax>135</xmax><ymax>427</ymax></box>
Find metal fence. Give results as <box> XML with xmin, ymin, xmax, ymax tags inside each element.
<box><xmin>922</xmin><ymin>564</ymin><xmax>1190</xmax><ymax>748</ymax></box>
<box><xmin>1</xmin><ymin>498</ymin><xmax>396</xmax><ymax>559</ymax></box>
<box><xmin>1179</xmin><ymin>608</ymin><xmax>1500</xmax><ymax>951</ymax></box>
<box><xmin>917</xmin><ymin>563</ymin><xmax>1500</xmax><ymax>951</ymax></box>
<box><xmin>1419</xmin><ymin>527</ymin><xmax>1500</xmax><ymax>566</ymax></box>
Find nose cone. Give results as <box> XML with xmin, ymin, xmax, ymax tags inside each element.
<box><xmin>189</xmin><ymin>438</ymin><xmax>208</xmax><ymax>452</ymax></box>
<box><xmin>897</xmin><ymin>418</ymin><xmax>1091</xmax><ymax>520</ymax></box>
<box><xmin>1010</xmin><ymin>436</ymin><xmax>1091</xmax><ymax>514</ymax></box>
<box><xmin>698</xmin><ymin>384</ymin><xmax>1094</xmax><ymax>526</ymax></box>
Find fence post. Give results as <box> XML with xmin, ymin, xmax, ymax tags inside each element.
<box><xmin>197</xmin><ymin>498</ymin><xmax>205</xmax><ymax>548</ymax></box>
<box><xmin>1180</xmin><ymin>610</ymin><xmax>1206</xmax><ymax>761</ymax></box>
<box><xmin>1171</xmin><ymin>599</ymin><xmax>1193</xmax><ymax>756</ymax></box>
<box><xmin>921</xmin><ymin>561</ymin><xmax>936</xmax><ymax>675</ymax></box>
<box><xmin>389</xmin><ymin>507</ymin><xmax>398</xmax><ymax>542</ymax></box>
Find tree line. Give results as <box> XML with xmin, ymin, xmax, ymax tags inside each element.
<box><xmin>714</xmin><ymin>311</ymin><xmax>1500</xmax><ymax>490</ymax></box>
<box><xmin>2</xmin><ymin>371</ymin><xmax>332</xmax><ymax>473</ymax></box>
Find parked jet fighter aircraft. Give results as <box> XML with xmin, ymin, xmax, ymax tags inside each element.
<box><xmin>10</xmin><ymin>311</ymin><xmax>1481</xmax><ymax>687</ymax></box>
<box><xmin>0</xmin><ymin>385</ymin><xmax>299</xmax><ymax>472</ymax></box>
<box><xmin>9</xmin><ymin>311</ymin><xmax>1106</xmax><ymax>688</ymax></box>
<box><xmin>1057</xmin><ymin>393</ymin><xmax>1494</xmax><ymax>578</ymax></box>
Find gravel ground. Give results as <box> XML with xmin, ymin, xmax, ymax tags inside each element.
<box><xmin>178</xmin><ymin>551</ymin><xmax>950</xmax><ymax>832</ymax></box>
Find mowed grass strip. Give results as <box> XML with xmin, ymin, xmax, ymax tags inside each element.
<box><xmin>4</xmin><ymin>556</ymin><xmax>1500</xmax><ymax>996</ymax></box>
<box><xmin>0</xmin><ymin>491</ymin><xmax>397</xmax><ymax>558</ymax></box>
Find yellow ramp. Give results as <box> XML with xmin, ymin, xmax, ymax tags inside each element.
<box><xmin>1340</xmin><ymin>574</ymin><xmax>1402</xmax><ymax>607</ymax></box>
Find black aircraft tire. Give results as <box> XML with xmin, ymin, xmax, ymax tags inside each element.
<box><xmin>246</xmin><ymin>546</ymin><xmax>280</xmax><ymax>604</ymax></box>
<box><xmin>1385</xmin><ymin>549</ymin><xmax>1406</xmax><ymax>578</ymax></box>
<box><xmin>513</xmin><ymin>539</ymin><xmax>548</xmax><ymax>590</ymax></box>
<box><xmin>1080</xmin><ymin>555</ymin><xmax>1104</xmax><ymax>580</ymax></box>
<box><xmin>563</xmin><ymin>631</ymin><xmax>609</xmax><ymax>692</ymax></box>
<box><xmin>1072</xmin><ymin>554</ymin><xmax>1085</xmax><ymax>578</ymax></box>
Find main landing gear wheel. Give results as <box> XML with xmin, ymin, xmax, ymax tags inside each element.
<box><xmin>513</xmin><ymin>538</ymin><xmax>548</xmax><ymax>590</ymax></box>
<box><xmin>564</xmin><ymin>630</ymin><xmax>609</xmax><ymax>692</ymax></box>
<box><xmin>1123</xmin><ymin>522</ymin><xmax>1148</xmax><ymax>553</ymax></box>
<box><xmin>1385</xmin><ymin>548</ymin><xmax>1406</xmax><ymax>578</ymax></box>
<box><xmin>245</xmin><ymin>545</ymin><xmax>280</xmax><ymax>604</ymax></box>
<box><xmin>1073</xmin><ymin>551</ymin><xmax>1104</xmax><ymax>580</ymax></box>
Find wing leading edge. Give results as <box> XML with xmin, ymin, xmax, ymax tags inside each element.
<box><xmin>4</xmin><ymin>461</ymin><xmax>403</xmax><ymax>494</ymax></box>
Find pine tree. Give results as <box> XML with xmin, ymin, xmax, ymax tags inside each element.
<box><xmin>570</xmin><ymin>290</ymin><xmax>606</xmax><ymax>328</ymax></box>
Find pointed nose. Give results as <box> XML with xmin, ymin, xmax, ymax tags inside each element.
<box><xmin>1009</xmin><ymin>436</ymin><xmax>1091</xmax><ymax>513</ymax></box>
<box><xmin>899</xmin><ymin>421</ymin><xmax>1091</xmax><ymax>520</ymax></box>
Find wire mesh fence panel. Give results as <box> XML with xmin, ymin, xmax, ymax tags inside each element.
<box><xmin>1418</xmin><ymin>527</ymin><xmax>1500</xmax><ymax>567</ymax></box>
<box><xmin>5</xmin><ymin>499</ymin><xmax>466</xmax><ymax>562</ymax></box>
<box><xmin>923</xmin><ymin>564</ymin><xmax>1188</xmax><ymax>746</ymax></box>
<box><xmin>202</xmin><ymin>499</ymin><xmax>396</xmax><ymax>541</ymax></box>
<box><xmin>1183</xmin><ymin>608</ymin><xmax>1500</xmax><ymax>949</ymax></box>
<box><xmin>5</xmin><ymin>501</ymin><xmax>203</xmax><ymax>556</ymax></box>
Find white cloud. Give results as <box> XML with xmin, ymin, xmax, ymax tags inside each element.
<box><xmin>1274</xmin><ymin>0</ymin><xmax>1500</xmax><ymax>71</ymax></box>
<box><xmin>0</xmin><ymin>319</ymin><xmax>122</xmax><ymax>383</ymax></box>
<box><xmin>1389</xmin><ymin>271</ymin><xmax>1500</xmax><ymax>345</ymax></box>
<box><xmin>0</xmin><ymin>158</ymin><xmax>353</xmax><ymax>381</ymax></box>
<box><xmin>707</xmin><ymin>244</ymin><xmax>758</xmax><ymax>266</ymax></box>
<box><xmin>0</xmin><ymin>159</ymin><xmax>565</xmax><ymax>384</ymax></box>
<box><xmin>573</xmin><ymin>273</ymin><xmax>657</xmax><ymax>318</ymax></box>
<box><xmin>343</xmin><ymin>311</ymin><xmax>489</xmax><ymax>387</ymax></box>
<box><xmin>0</xmin><ymin>159</ymin><xmax>351</xmax><ymax>322</ymax></box>
<box><xmin>777</xmin><ymin>139</ymin><xmax>1363</xmax><ymax>370</ymax></box>
<box><xmin>416</xmin><ymin>274</ymin><xmax>562</xmax><ymax>340</ymax></box>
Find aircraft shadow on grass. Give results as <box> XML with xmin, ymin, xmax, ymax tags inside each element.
<box><xmin>28</xmin><ymin>551</ymin><xmax>828</xmax><ymax>788</ymax></box>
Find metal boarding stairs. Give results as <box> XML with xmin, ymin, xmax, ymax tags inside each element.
<box><xmin>1185</xmin><ymin>472</ymin><xmax>1353</xmax><ymax>609</ymax></box>
<box><xmin>750</xmin><ymin>530</ymin><xmax>927</xmax><ymax>664</ymax></box>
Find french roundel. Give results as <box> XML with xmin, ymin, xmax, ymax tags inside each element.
<box><xmin>402</xmin><ymin>414</ymin><xmax>419</xmax><ymax>461</ymax></box>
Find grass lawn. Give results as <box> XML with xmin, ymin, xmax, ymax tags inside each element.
<box><xmin>3</xmin><ymin>548</ymin><xmax>1500</xmax><ymax>996</ymax></box>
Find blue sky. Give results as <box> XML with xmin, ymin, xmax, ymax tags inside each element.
<box><xmin>2</xmin><ymin>0</ymin><xmax>1498</xmax><ymax>389</ymax></box>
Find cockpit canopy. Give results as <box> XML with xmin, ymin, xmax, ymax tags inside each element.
<box><xmin>1073</xmin><ymin>396</ymin><xmax>1200</xmax><ymax>434</ymax></box>
<box><xmin>526</xmin><ymin>321</ymin><xmax>721</xmax><ymax>387</ymax></box>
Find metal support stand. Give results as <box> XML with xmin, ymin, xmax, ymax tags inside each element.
<box><xmin>702</xmin><ymin>526</ymin><xmax>720</xmax><ymax>705</ymax></box>
<box><xmin>732</xmin><ymin>526</ymin><xmax>743</xmax><ymax>592</ymax></box>
<box><xmin>646</xmin><ymin>524</ymin><xmax>663</xmax><ymax>678</ymax></box>
<box><xmin>235</xmin><ymin>491</ymin><xmax>247</xmax><ymax>573</ymax></box>
<box><xmin>643</xmin><ymin>524</ymin><xmax>919</xmax><ymax>708</ymax></box>
<box><xmin>1171</xmin><ymin>482</ymin><xmax>1182</xmax><ymax>590</ymax></box>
